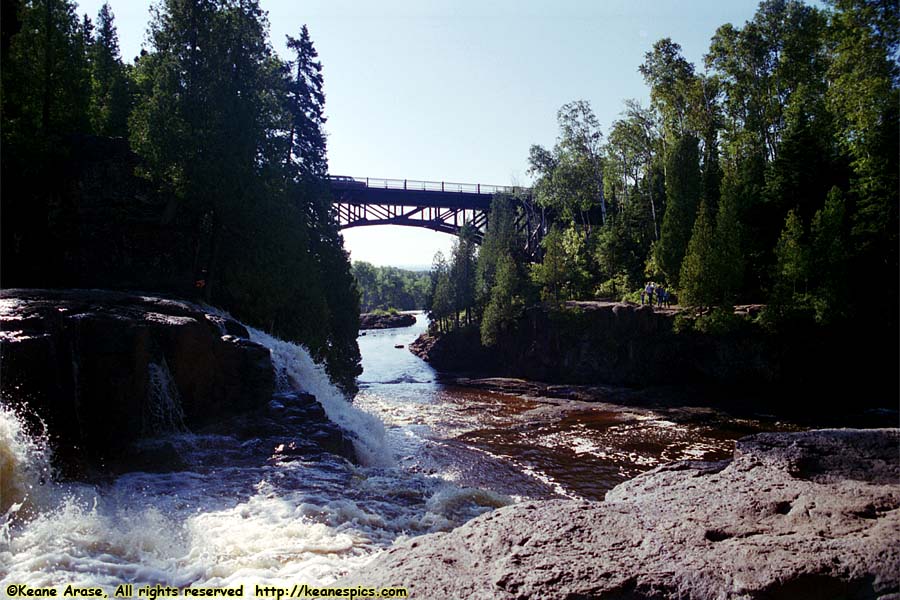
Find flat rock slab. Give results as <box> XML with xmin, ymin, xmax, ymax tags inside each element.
<box><xmin>342</xmin><ymin>429</ymin><xmax>900</xmax><ymax>599</ymax></box>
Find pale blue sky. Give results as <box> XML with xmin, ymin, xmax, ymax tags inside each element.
<box><xmin>78</xmin><ymin>0</ymin><xmax>779</xmax><ymax>268</ymax></box>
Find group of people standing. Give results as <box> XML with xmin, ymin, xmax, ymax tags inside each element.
<box><xmin>641</xmin><ymin>282</ymin><xmax>671</xmax><ymax>308</ymax></box>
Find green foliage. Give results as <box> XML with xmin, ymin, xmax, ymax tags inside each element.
<box><xmin>427</xmin><ymin>251</ymin><xmax>454</xmax><ymax>334</ymax></box>
<box><xmin>480</xmin><ymin>252</ymin><xmax>523</xmax><ymax>347</ymax></box>
<box><xmin>352</xmin><ymin>262</ymin><xmax>430</xmax><ymax>312</ymax></box>
<box><xmin>512</xmin><ymin>0</ymin><xmax>895</xmax><ymax>343</ymax></box>
<box><xmin>450</xmin><ymin>226</ymin><xmax>478</xmax><ymax>327</ymax></box>
<box><xmin>285</xmin><ymin>25</ymin><xmax>327</xmax><ymax>177</ymax></box>
<box><xmin>595</xmin><ymin>273</ymin><xmax>633</xmax><ymax>301</ymax></box>
<box><xmin>679</xmin><ymin>200</ymin><xmax>717</xmax><ymax>307</ymax></box>
<box><xmin>694</xmin><ymin>307</ymin><xmax>744</xmax><ymax>336</ymax></box>
<box><xmin>475</xmin><ymin>194</ymin><xmax>521</xmax><ymax>307</ymax></box>
<box><xmin>424</xmin><ymin>227</ymin><xmax>479</xmax><ymax>334</ymax></box>
<box><xmin>639</xmin><ymin>38</ymin><xmax>696</xmax><ymax>140</ymax></box>
<box><xmin>530</xmin><ymin>227</ymin><xmax>572</xmax><ymax>305</ymax></box>
<box><xmin>1</xmin><ymin>0</ymin><xmax>362</xmax><ymax>393</ymax></box>
<box><xmin>594</xmin><ymin>211</ymin><xmax>645</xmax><ymax>294</ymax></box>
<box><xmin>2</xmin><ymin>0</ymin><xmax>91</xmax><ymax>141</ymax></box>
<box><xmin>826</xmin><ymin>0</ymin><xmax>899</xmax><ymax>330</ymax></box>
<box><xmin>763</xmin><ymin>208</ymin><xmax>811</xmax><ymax>325</ymax></box>
<box><xmin>809</xmin><ymin>187</ymin><xmax>848</xmax><ymax>324</ymax></box>
<box><xmin>88</xmin><ymin>3</ymin><xmax>131</xmax><ymax>137</ymax></box>
<box><xmin>654</xmin><ymin>135</ymin><xmax>701</xmax><ymax>286</ymax></box>
<box><xmin>679</xmin><ymin>190</ymin><xmax>743</xmax><ymax>309</ymax></box>
<box><xmin>713</xmin><ymin>190</ymin><xmax>743</xmax><ymax>305</ymax></box>
<box><xmin>672</xmin><ymin>312</ymin><xmax>695</xmax><ymax>334</ymax></box>
<box><xmin>3</xmin><ymin>0</ymin><xmax>897</xmax><ymax>392</ymax></box>
<box><xmin>529</xmin><ymin>100</ymin><xmax>607</xmax><ymax>229</ymax></box>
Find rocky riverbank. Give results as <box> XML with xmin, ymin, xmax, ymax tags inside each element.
<box><xmin>0</xmin><ymin>290</ymin><xmax>352</xmax><ymax>470</ymax></box>
<box><xmin>0</xmin><ymin>289</ymin><xmax>276</xmax><ymax>468</ymax></box>
<box><xmin>410</xmin><ymin>302</ymin><xmax>897</xmax><ymax>408</ymax></box>
<box><xmin>341</xmin><ymin>428</ymin><xmax>900</xmax><ymax>599</ymax></box>
<box><xmin>410</xmin><ymin>302</ymin><xmax>770</xmax><ymax>385</ymax></box>
<box><xmin>359</xmin><ymin>311</ymin><xmax>416</xmax><ymax>330</ymax></box>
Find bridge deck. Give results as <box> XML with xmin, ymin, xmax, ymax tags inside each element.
<box><xmin>328</xmin><ymin>176</ymin><xmax>538</xmax><ymax>251</ymax></box>
<box><xmin>329</xmin><ymin>176</ymin><xmax>523</xmax><ymax>197</ymax></box>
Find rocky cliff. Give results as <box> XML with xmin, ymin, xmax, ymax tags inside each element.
<box><xmin>410</xmin><ymin>302</ymin><xmax>894</xmax><ymax>406</ymax></box>
<box><xmin>342</xmin><ymin>428</ymin><xmax>900</xmax><ymax>599</ymax></box>
<box><xmin>411</xmin><ymin>303</ymin><xmax>774</xmax><ymax>384</ymax></box>
<box><xmin>0</xmin><ymin>289</ymin><xmax>275</xmax><ymax>466</ymax></box>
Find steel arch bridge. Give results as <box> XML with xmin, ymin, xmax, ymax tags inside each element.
<box><xmin>328</xmin><ymin>176</ymin><xmax>544</xmax><ymax>255</ymax></box>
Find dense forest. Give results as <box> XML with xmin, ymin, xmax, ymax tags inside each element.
<box><xmin>0</xmin><ymin>0</ymin><xmax>361</xmax><ymax>392</ymax></box>
<box><xmin>429</xmin><ymin>0</ymin><xmax>898</xmax><ymax>358</ymax></box>
<box><xmin>352</xmin><ymin>262</ymin><xmax>430</xmax><ymax>312</ymax></box>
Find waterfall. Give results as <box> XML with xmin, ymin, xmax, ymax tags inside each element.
<box><xmin>144</xmin><ymin>358</ymin><xmax>188</xmax><ymax>436</ymax></box>
<box><xmin>247</xmin><ymin>327</ymin><xmax>391</xmax><ymax>467</ymax></box>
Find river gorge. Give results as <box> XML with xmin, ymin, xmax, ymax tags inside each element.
<box><xmin>1</xmin><ymin>296</ymin><xmax>897</xmax><ymax>597</ymax></box>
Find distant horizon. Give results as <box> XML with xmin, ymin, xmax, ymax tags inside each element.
<box><xmin>351</xmin><ymin>258</ymin><xmax>433</xmax><ymax>272</ymax></box>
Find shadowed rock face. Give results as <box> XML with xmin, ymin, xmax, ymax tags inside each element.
<box><xmin>0</xmin><ymin>289</ymin><xmax>275</xmax><ymax>464</ymax></box>
<box><xmin>359</xmin><ymin>312</ymin><xmax>416</xmax><ymax>330</ymax></box>
<box><xmin>409</xmin><ymin>303</ymin><xmax>781</xmax><ymax>386</ymax></box>
<box><xmin>341</xmin><ymin>429</ymin><xmax>900</xmax><ymax>599</ymax></box>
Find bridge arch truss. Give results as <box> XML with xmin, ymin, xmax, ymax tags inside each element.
<box><xmin>329</xmin><ymin>176</ymin><xmax>543</xmax><ymax>256</ymax></box>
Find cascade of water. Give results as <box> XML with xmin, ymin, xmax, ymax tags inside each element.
<box><xmin>247</xmin><ymin>327</ymin><xmax>392</xmax><ymax>467</ymax></box>
<box><xmin>1</xmin><ymin>307</ymin><xmax>514</xmax><ymax>590</ymax></box>
<box><xmin>144</xmin><ymin>358</ymin><xmax>188</xmax><ymax>436</ymax></box>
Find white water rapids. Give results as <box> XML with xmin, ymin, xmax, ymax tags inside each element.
<box><xmin>1</xmin><ymin>311</ymin><xmax>774</xmax><ymax>592</ymax></box>
<box><xmin>0</xmin><ymin>315</ymin><xmax>509</xmax><ymax>590</ymax></box>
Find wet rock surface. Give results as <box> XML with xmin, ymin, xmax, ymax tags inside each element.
<box><xmin>342</xmin><ymin>428</ymin><xmax>900</xmax><ymax>599</ymax></box>
<box><xmin>0</xmin><ymin>289</ymin><xmax>275</xmax><ymax>463</ymax></box>
<box><xmin>359</xmin><ymin>312</ymin><xmax>416</xmax><ymax>330</ymax></box>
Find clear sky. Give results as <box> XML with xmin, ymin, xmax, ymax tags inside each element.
<box><xmin>78</xmin><ymin>0</ymin><xmax>775</xmax><ymax>269</ymax></box>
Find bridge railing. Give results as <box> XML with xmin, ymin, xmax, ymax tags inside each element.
<box><xmin>329</xmin><ymin>175</ymin><xmax>527</xmax><ymax>196</ymax></box>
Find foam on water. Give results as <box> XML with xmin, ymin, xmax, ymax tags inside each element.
<box><xmin>0</xmin><ymin>405</ymin><xmax>53</xmax><ymax>521</ymax></box>
<box><xmin>1</xmin><ymin>317</ymin><xmax>512</xmax><ymax>591</ymax></box>
<box><xmin>246</xmin><ymin>327</ymin><xmax>390</xmax><ymax>467</ymax></box>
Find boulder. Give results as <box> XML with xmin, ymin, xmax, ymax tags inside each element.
<box><xmin>341</xmin><ymin>429</ymin><xmax>900</xmax><ymax>599</ymax></box>
<box><xmin>0</xmin><ymin>289</ymin><xmax>275</xmax><ymax>464</ymax></box>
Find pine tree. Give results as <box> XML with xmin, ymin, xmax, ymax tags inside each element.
<box><xmin>713</xmin><ymin>190</ymin><xmax>743</xmax><ymax>306</ymax></box>
<box><xmin>285</xmin><ymin>25</ymin><xmax>327</xmax><ymax>178</ymax></box>
<box><xmin>88</xmin><ymin>2</ymin><xmax>130</xmax><ymax>137</ymax></box>
<box><xmin>679</xmin><ymin>200</ymin><xmax>716</xmax><ymax>308</ymax></box>
<box><xmin>428</xmin><ymin>251</ymin><xmax>453</xmax><ymax>333</ymax></box>
<box><xmin>3</xmin><ymin>0</ymin><xmax>92</xmax><ymax>140</ymax></box>
<box><xmin>481</xmin><ymin>252</ymin><xmax>522</xmax><ymax>347</ymax></box>
<box><xmin>475</xmin><ymin>193</ymin><xmax>520</xmax><ymax>311</ymax></box>
<box><xmin>653</xmin><ymin>134</ymin><xmax>701</xmax><ymax>286</ymax></box>
<box><xmin>450</xmin><ymin>225</ymin><xmax>478</xmax><ymax>327</ymax></box>
<box><xmin>767</xmin><ymin>209</ymin><xmax>810</xmax><ymax>322</ymax></box>
<box><xmin>531</xmin><ymin>227</ymin><xmax>569</xmax><ymax>305</ymax></box>
<box><xmin>809</xmin><ymin>186</ymin><xmax>848</xmax><ymax>324</ymax></box>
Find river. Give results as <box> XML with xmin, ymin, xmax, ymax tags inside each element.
<box><xmin>1</xmin><ymin>312</ymin><xmax>796</xmax><ymax>590</ymax></box>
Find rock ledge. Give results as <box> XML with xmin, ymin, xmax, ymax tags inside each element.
<box><xmin>359</xmin><ymin>312</ymin><xmax>416</xmax><ymax>330</ymax></box>
<box><xmin>0</xmin><ymin>289</ymin><xmax>275</xmax><ymax>461</ymax></box>
<box><xmin>342</xmin><ymin>428</ymin><xmax>900</xmax><ymax>599</ymax></box>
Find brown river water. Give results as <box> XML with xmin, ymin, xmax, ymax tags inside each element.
<box><xmin>356</xmin><ymin>313</ymin><xmax>802</xmax><ymax>501</ymax></box>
